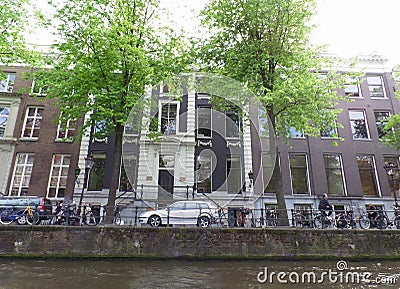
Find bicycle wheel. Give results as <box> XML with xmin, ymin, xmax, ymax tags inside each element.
<box><xmin>85</xmin><ymin>211</ymin><xmax>98</xmax><ymax>226</ymax></box>
<box><xmin>313</xmin><ymin>215</ymin><xmax>323</xmax><ymax>229</ymax></box>
<box><xmin>293</xmin><ymin>214</ymin><xmax>306</xmax><ymax>228</ymax></box>
<box><xmin>376</xmin><ymin>215</ymin><xmax>388</xmax><ymax>229</ymax></box>
<box><xmin>113</xmin><ymin>212</ymin><xmax>122</xmax><ymax>225</ymax></box>
<box><xmin>0</xmin><ymin>210</ymin><xmax>13</xmax><ymax>225</ymax></box>
<box><xmin>335</xmin><ymin>214</ymin><xmax>348</xmax><ymax>229</ymax></box>
<box><xmin>26</xmin><ymin>212</ymin><xmax>40</xmax><ymax>225</ymax></box>
<box><xmin>359</xmin><ymin>215</ymin><xmax>370</xmax><ymax>229</ymax></box>
<box><xmin>394</xmin><ymin>216</ymin><xmax>400</xmax><ymax>229</ymax></box>
<box><xmin>219</xmin><ymin>212</ymin><xmax>228</xmax><ymax>228</ymax></box>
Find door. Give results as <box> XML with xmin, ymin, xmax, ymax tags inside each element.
<box><xmin>158</xmin><ymin>154</ymin><xmax>174</xmax><ymax>201</ymax></box>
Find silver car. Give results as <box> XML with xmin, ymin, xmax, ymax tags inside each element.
<box><xmin>139</xmin><ymin>200</ymin><xmax>218</xmax><ymax>227</ymax></box>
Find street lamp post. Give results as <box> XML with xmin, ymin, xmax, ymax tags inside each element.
<box><xmin>384</xmin><ymin>162</ymin><xmax>399</xmax><ymax>206</ymax></box>
<box><xmin>247</xmin><ymin>170</ymin><xmax>254</xmax><ymax>196</ymax></box>
<box><xmin>77</xmin><ymin>155</ymin><xmax>95</xmax><ymax>214</ymax></box>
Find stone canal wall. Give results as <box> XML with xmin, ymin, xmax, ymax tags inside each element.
<box><xmin>1</xmin><ymin>226</ymin><xmax>399</xmax><ymax>259</ymax></box>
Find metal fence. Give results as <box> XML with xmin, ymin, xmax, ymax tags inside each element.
<box><xmin>1</xmin><ymin>202</ymin><xmax>400</xmax><ymax>230</ymax></box>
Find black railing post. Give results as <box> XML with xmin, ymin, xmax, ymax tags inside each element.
<box><xmin>261</xmin><ymin>208</ymin><xmax>265</xmax><ymax>227</ymax></box>
<box><xmin>134</xmin><ymin>206</ymin><xmax>138</xmax><ymax>227</ymax></box>
<box><xmin>167</xmin><ymin>206</ymin><xmax>170</xmax><ymax>226</ymax></box>
<box><xmin>186</xmin><ymin>185</ymin><xmax>189</xmax><ymax>199</ymax></box>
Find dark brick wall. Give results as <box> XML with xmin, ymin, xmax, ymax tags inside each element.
<box><xmin>1</xmin><ymin>226</ymin><xmax>400</xmax><ymax>259</ymax></box>
<box><xmin>2</xmin><ymin>65</ymin><xmax>82</xmax><ymax>200</ymax></box>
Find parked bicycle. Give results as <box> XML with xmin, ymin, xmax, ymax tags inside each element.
<box><xmin>361</xmin><ymin>205</ymin><xmax>400</xmax><ymax>230</ymax></box>
<box><xmin>0</xmin><ymin>204</ymin><xmax>39</xmax><ymax>225</ymax></box>
<box><xmin>99</xmin><ymin>205</ymin><xmax>122</xmax><ymax>225</ymax></box>
<box><xmin>263</xmin><ymin>207</ymin><xmax>278</xmax><ymax>227</ymax></box>
<box><xmin>292</xmin><ymin>208</ymin><xmax>315</xmax><ymax>228</ymax></box>
<box><xmin>334</xmin><ymin>207</ymin><xmax>356</xmax><ymax>229</ymax></box>
<box><xmin>209</xmin><ymin>207</ymin><xmax>228</xmax><ymax>228</ymax></box>
<box><xmin>51</xmin><ymin>203</ymin><xmax>97</xmax><ymax>226</ymax></box>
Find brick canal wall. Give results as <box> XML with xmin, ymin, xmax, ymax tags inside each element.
<box><xmin>1</xmin><ymin>226</ymin><xmax>399</xmax><ymax>259</ymax></box>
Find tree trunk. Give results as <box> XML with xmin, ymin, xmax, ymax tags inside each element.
<box><xmin>105</xmin><ymin>123</ymin><xmax>124</xmax><ymax>224</ymax></box>
<box><xmin>268</xmin><ymin>105</ymin><xmax>289</xmax><ymax>226</ymax></box>
<box><xmin>275</xmin><ymin>151</ymin><xmax>289</xmax><ymax>226</ymax></box>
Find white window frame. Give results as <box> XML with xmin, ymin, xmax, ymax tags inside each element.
<box><xmin>196</xmin><ymin>106</ymin><xmax>212</xmax><ymax>138</ymax></box>
<box><xmin>9</xmin><ymin>153</ymin><xmax>35</xmax><ymax>196</ymax></box>
<box><xmin>344</xmin><ymin>77</ymin><xmax>361</xmax><ymax>98</ymax></box>
<box><xmin>47</xmin><ymin>154</ymin><xmax>71</xmax><ymax>199</ymax></box>
<box><xmin>289</xmin><ymin>153</ymin><xmax>311</xmax><ymax>195</ymax></box>
<box><xmin>0</xmin><ymin>73</ymin><xmax>16</xmax><ymax>93</ymax></box>
<box><xmin>56</xmin><ymin>119</ymin><xmax>76</xmax><ymax>142</ymax></box>
<box><xmin>374</xmin><ymin>110</ymin><xmax>391</xmax><ymax>139</ymax></box>
<box><xmin>31</xmin><ymin>79</ymin><xmax>48</xmax><ymax>96</ymax></box>
<box><xmin>323</xmin><ymin>153</ymin><xmax>347</xmax><ymax>196</ymax></box>
<box><xmin>349</xmin><ymin>110</ymin><xmax>370</xmax><ymax>140</ymax></box>
<box><xmin>356</xmin><ymin>154</ymin><xmax>381</xmax><ymax>197</ymax></box>
<box><xmin>21</xmin><ymin>106</ymin><xmax>44</xmax><ymax>140</ymax></box>
<box><xmin>225</xmin><ymin>107</ymin><xmax>242</xmax><ymax>139</ymax></box>
<box><xmin>367</xmin><ymin>75</ymin><xmax>386</xmax><ymax>98</ymax></box>
<box><xmin>0</xmin><ymin>105</ymin><xmax>10</xmax><ymax>138</ymax></box>
<box><xmin>196</xmin><ymin>153</ymin><xmax>213</xmax><ymax>193</ymax></box>
<box><xmin>158</xmin><ymin>100</ymin><xmax>180</xmax><ymax>135</ymax></box>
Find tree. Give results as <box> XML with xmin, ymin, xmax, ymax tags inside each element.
<box><xmin>0</xmin><ymin>0</ymin><xmax>42</xmax><ymax>65</ymax></box>
<box><xmin>382</xmin><ymin>66</ymin><xmax>400</xmax><ymax>150</ymax></box>
<box><xmin>197</xmin><ymin>0</ymin><xmax>353</xmax><ymax>225</ymax></box>
<box><xmin>37</xmin><ymin>0</ymin><xmax>190</xmax><ymax>223</ymax></box>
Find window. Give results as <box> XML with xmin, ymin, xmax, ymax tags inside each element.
<box><xmin>160</xmin><ymin>102</ymin><xmax>178</xmax><ymax>135</ymax></box>
<box><xmin>289</xmin><ymin>127</ymin><xmax>304</xmax><ymax>138</ymax></box>
<box><xmin>344</xmin><ymin>77</ymin><xmax>360</xmax><ymax>97</ymax></box>
<box><xmin>367</xmin><ymin>76</ymin><xmax>385</xmax><ymax>98</ymax></box>
<box><xmin>56</xmin><ymin>119</ymin><xmax>76</xmax><ymax>141</ymax></box>
<box><xmin>262</xmin><ymin>154</ymin><xmax>280</xmax><ymax>194</ymax></box>
<box><xmin>31</xmin><ymin>79</ymin><xmax>48</xmax><ymax>95</ymax></box>
<box><xmin>93</xmin><ymin>120</ymin><xmax>108</xmax><ymax>143</ymax></box>
<box><xmin>88</xmin><ymin>152</ymin><xmax>106</xmax><ymax>191</ymax></box>
<box><xmin>323</xmin><ymin>154</ymin><xmax>346</xmax><ymax>195</ymax></box>
<box><xmin>196</xmin><ymin>153</ymin><xmax>212</xmax><ymax>193</ymax></box>
<box><xmin>0</xmin><ymin>73</ymin><xmax>16</xmax><ymax>93</ymax></box>
<box><xmin>0</xmin><ymin>106</ymin><xmax>9</xmax><ymax>137</ymax></box>
<box><xmin>196</xmin><ymin>106</ymin><xmax>212</xmax><ymax>138</ymax></box>
<box><xmin>374</xmin><ymin>111</ymin><xmax>390</xmax><ymax>138</ymax></box>
<box><xmin>289</xmin><ymin>154</ymin><xmax>310</xmax><ymax>195</ymax></box>
<box><xmin>357</xmin><ymin>155</ymin><xmax>379</xmax><ymax>196</ymax></box>
<box><xmin>10</xmin><ymin>153</ymin><xmax>34</xmax><ymax>196</ymax></box>
<box><xmin>226</xmin><ymin>156</ymin><xmax>242</xmax><ymax>193</ymax></box>
<box><xmin>47</xmin><ymin>154</ymin><xmax>70</xmax><ymax>198</ymax></box>
<box><xmin>320</xmin><ymin>123</ymin><xmax>338</xmax><ymax>138</ymax></box>
<box><xmin>225</xmin><ymin>108</ymin><xmax>241</xmax><ymax>138</ymax></box>
<box><xmin>119</xmin><ymin>155</ymin><xmax>137</xmax><ymax>191</ymax></box>
<box><xmin>349</xmin><ymin>110</ymin><xmax>370</xmax><ymax>139</ymax></box>
<box><xmin>21</xmin><ymin>107</ymin><xmax>44</xmax><ymax>139</ymax></box>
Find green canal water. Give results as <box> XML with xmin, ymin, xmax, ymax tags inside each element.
<box><xmin>0</xmin><ymin>259</ymin><xmax>399</xmax><ymax>289</ymax></box>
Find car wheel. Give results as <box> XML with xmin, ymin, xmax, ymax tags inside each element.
<box><xmin>148</xmin><ymin>215</ymin><xmax>161</xmax><ymax>227</ymax></box>
<box><xmin>198</xmin><ymin>215</ymin><xmax>211</xmax><ymax>228</ymax></box>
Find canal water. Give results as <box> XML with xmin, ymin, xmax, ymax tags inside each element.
<box><xmin>0</xmin><ymin>259</ymin><xmax>399</xmax><ymax>289</ymax></box>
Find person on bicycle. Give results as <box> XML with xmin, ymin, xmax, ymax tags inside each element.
<box><xmin>318</xmin><ymin>193</ymin><xmax>333</xmax><ymax>218</ymax></box>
